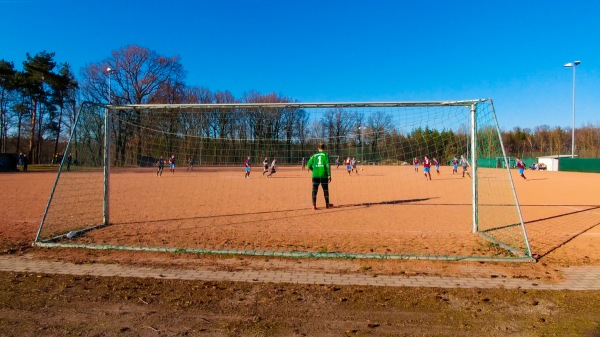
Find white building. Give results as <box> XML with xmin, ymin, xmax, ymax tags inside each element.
<box><xmin>536</xmin><ymin>155</ymin><xmax>577</xmax><ymax>171</ymax></box>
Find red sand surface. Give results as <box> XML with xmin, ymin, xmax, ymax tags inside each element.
<box><xmin>2</xmin><ymin>166</ymin><xmax>598</xmax><ymax>265</ymax></box>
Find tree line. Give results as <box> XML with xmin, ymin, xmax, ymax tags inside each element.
<box><xmin>0</xmin><ymin>52</ymin><xmax>78</xmax><ymax>163</ymax></box>
<box><xmin>1</xmin><ymin>45</ymin><xmax>599</xmax><ymax>165</ymax></box>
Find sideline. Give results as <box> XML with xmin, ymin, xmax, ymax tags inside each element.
<box><xmin>1</xmin><ymin>255</ymin><xmax>599</xmax><ymax>290</ymax></box>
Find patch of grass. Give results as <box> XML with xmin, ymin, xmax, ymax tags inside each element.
<box><xmin>317</xmin><ymin>246</ymin><xmax>329</xmax><ymax>253</ymax></box>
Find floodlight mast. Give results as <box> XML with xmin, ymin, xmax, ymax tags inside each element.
<box><xmin>563</xmin><ymin>61</ymin><xmax>580</xmax><ymax>158</ymax></box>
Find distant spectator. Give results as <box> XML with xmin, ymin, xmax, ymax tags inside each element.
<box><xmin>188</xmin><ymin>156</ymin><xmax>194</xmax><ymax>171</ymax></box>
<box><xmin>22</xmin><ymin>155</ymin><xmax>28</xmax><ymax>172</ymax></box>
<box><xmin>66</xmin><ymin>153</ymin><xmax>72</xmax><ymax>171</ymax></box>
<box><xmin>18</xmin><ymin>152</ymin><xmax>24</xmax><ymax>166</ymax></box>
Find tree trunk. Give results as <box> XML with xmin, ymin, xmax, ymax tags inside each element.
<box><xmin>53</xmin><ymin>104</ymin><xmax>63</xmax><ymax>158</ymax></box>
<box><xmin>36</xmin><ymin>105</ymin><xmax>43</xmax><ymax>163</ymax></box>
<box><xmin>0</xmin><ymin>111</ymin><xmax>5</xmax><ymax>153</ymax></box>
<box><xmin>16</xmin><ymin>112</ymin><xmax>23</xmax><ymax>153</ymax></box>
<box><xmin>28</xmin><ymin>100</ymin><xmax>37</xmax><ymax>163</ymax></box>
<box><xmin>0</xmin><ymin>96</ymin><xmax>5</xmax><ymax>153</ymax></box>
<box><xmin>136</xmin><ymin>110</ymin><xmax>142</xmax><ymax>166</ymax></box>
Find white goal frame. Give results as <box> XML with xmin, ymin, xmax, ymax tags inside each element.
<box><xmin>35</xmin><ymin>99</ymin><xmax>534</xmax><ymax>262</ymax></box>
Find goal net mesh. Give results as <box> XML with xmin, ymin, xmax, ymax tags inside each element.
<box><xmin>36</xmin><ymin>100</ymin><xmax>532</xmax><ymax>261</ymax></box>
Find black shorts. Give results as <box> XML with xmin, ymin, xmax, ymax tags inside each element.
<box><xmin>312</xmin><ymin>177</ymin><xmax>329</xmax><ymax>186</ymax></box>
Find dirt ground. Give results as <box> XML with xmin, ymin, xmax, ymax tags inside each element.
<box><xmin>27</xmin><ymin>165</ymin><xmax>600</xmax><ymax>262</ymax></box>
<box><xmin>1</xmin><ymin>167</ymin><xmax>599</xmax><ymax>336</ymax></box>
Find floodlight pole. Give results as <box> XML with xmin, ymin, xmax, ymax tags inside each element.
<box><xmin>103</xmin><ymin>68</ymin><xmax>113</xmax><ymax>227</ymax></box>
<box><xmin>564</xmin><ymin>61</ymin><xmax>580</xmax><ymax>158</ymax></box>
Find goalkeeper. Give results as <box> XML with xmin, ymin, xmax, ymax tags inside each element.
<box><xmin>307</xmin><ymin>143</ymin><xmax>333</xmax><ymax>210</ymax></box>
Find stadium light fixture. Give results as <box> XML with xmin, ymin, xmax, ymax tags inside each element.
<box><xmin>563</xmin><ymin>60</ymin><xmax>580</xmax><ymax>158</ymax></box>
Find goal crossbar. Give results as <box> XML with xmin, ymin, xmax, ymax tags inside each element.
<box><xmin>107</xmin><ymin>99</ymin><xmax>489</xmax><ymax>111</ymax></box>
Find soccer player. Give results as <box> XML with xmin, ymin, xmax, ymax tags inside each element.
<box><xmin>187</xmin><ymin>156</ymin><xmax>194</xmax><ymax>171</ymax></box>
<box><xmin>452</xmin><ymin>157</ymin><xmax>459</xmax><ymax>174</ymax></box>
<box><xmin>267</xmin><ymin>158</ymin><xmax>277</xmax><ymax>177</ymax></box>
<box><xmin>307</xmin><ymin>143</ymin><xmax>332</xmax><ymax>210</ymax></box>
<box><xmin>423</xmin><ymin>156</ymin><xmax>432</xmax><ymax>180</ymax></box>
<box><xmin>351</xmin><ymin>157</ymin><xmax>359</xmax><ymax>175</ymax></box>
<box><xmin>169</xmin><ymin>155</ymin><xmax>176</xmax><ymax>174</ymax></box>
<box><xmin>156</xmin><ymin>156</ymin><xmax>165</xmax><ymax>176</ymax></box>
<box><xmin>301</xmin><ymin>157</ymin><xmax>306</xmax><ymax>170</ymax></box>
<box><xmin>244</xmin><ymin>156</ymin><xmax>251</xmax><ymax>178</ymax></box>
<box><xmin>413</xmin><ymin>157</ymin><xmax>419</xmax><ymax>172</ymax></box>
<box><xmin>516</xmin><ymin>157</ymin><xmax>527</xmax><ymax>180</ymax></box>
<box><xmin>335</xmin><ymin>157</ymin><xmax>340</xmax><ymax>169</ymax></box>
<box><xmin>345</xmin><ymin>157</ymin><xmax>352</xmax><ymax>175</ymax></box>
<box><xmin>433</xmin><ymin>157</ymin><xmax>440</xmax><ymax>175</ymax></box>
<box><xmin>460</xmin><ymin>155</ymin><xmax>470</xmax><ymax>178</ymax></box>
<box><xmin>262</xmin><ymin>157</ymin><xmax>269</xmax><ymax>175</ymax></box>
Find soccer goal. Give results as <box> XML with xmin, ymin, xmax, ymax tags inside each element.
<box><xmin>35</xmin><ymin>99</ymin><xmax>534</xmax><ymax>261</ymax></box>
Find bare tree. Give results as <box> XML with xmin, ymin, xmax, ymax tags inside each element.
<box><xmin>79</xmin><ymin>45</ymin><xmax>185</xmax><ymax>165</ymax></box>
<box><xmin>366</xmin><ymin>110</ymin><xmax>393</xmax><ymax>162</ymax></box>
<box><xmin>578</xmin><ymin>123</ymin><xmax>600</xmax><ymax>158</ymax></box>
<box><xmin>322</xmin><ymin>108</ymin><xmax>357</xmax><ymax>155</ymax></box>
<box><xmin>242</xmin><ymin>91</ymin><xmax>291</xmax><ymax>161</ymax></box>
<box><xmin>534</xmin><ymin>125</ymin><xmax>550</xmax><ymax>155</ymax></box>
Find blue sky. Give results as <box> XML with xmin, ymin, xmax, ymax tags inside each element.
<box><xmin>2</xmin><ymin>0</ymin><xmax>599</xmax><ymax>130</ymax></box>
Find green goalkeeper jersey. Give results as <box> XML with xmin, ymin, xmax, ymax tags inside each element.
<box><xmin>307</xmin><ymin>151</ymin><xmax>330</xmax><ymax>178</ymax></box>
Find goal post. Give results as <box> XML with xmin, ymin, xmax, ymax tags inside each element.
<box><xmin>35</xmin><ymin>99</ymin><xmax>534</xmax><ymax>261</ymax></box>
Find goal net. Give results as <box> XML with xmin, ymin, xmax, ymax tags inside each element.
<box><xmin>35</xmin><ymin>99</ymin><xmax>533</xmax><ymax>261</ymax></box>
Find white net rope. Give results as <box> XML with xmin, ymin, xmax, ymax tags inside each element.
<box><xmin>37</xmin><ymin>100</ymin><xmax>531</xmax><ymax>260</ymax></box>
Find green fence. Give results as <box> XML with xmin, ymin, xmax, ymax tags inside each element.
<box><xmin>477</xmin><ymin>157</ymin><xmax>600</xmax><ymax>172</ymax></box>
<box><xmin>558</xmin><ymin>158</ymin><xmax>600</xmax><ymax>173</ymax></box>
<box><xmin>477</xmin><ymin>157</ymin><xmax>537</xmax><ymax>169</ymax></box>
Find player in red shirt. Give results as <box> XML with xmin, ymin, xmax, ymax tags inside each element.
<box><xmin>345</xmin><ymin>157</ymin><xmax>352</xmax><ymax>175</ymax></box>
<box><xmin>413</xmin><ymin>157</ymin><xmax>419</xmax><ymax>172</ymax></box>
<box><xmin>516</xmin><ymin>157</ymin><xmax>527</xmax><ymax>180</ymax></box>
<box><xmin>452</xmin><ymin>157</ymin><xmax>459</xmax><ymax>174</ymax></box>
<box><xmin>169</xmin><ymin>155</ymin><xmax>176</xmax><ymax>174</ymax></box>
<box><xmin>244</xmin><ymin>156</ymin><xmax>251</xmax><ymax>178</ymax></box>
<box><xmin>423</xmin><ymin>156</ymin><xmax>432</xmax><ymax>180</ymax></box>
